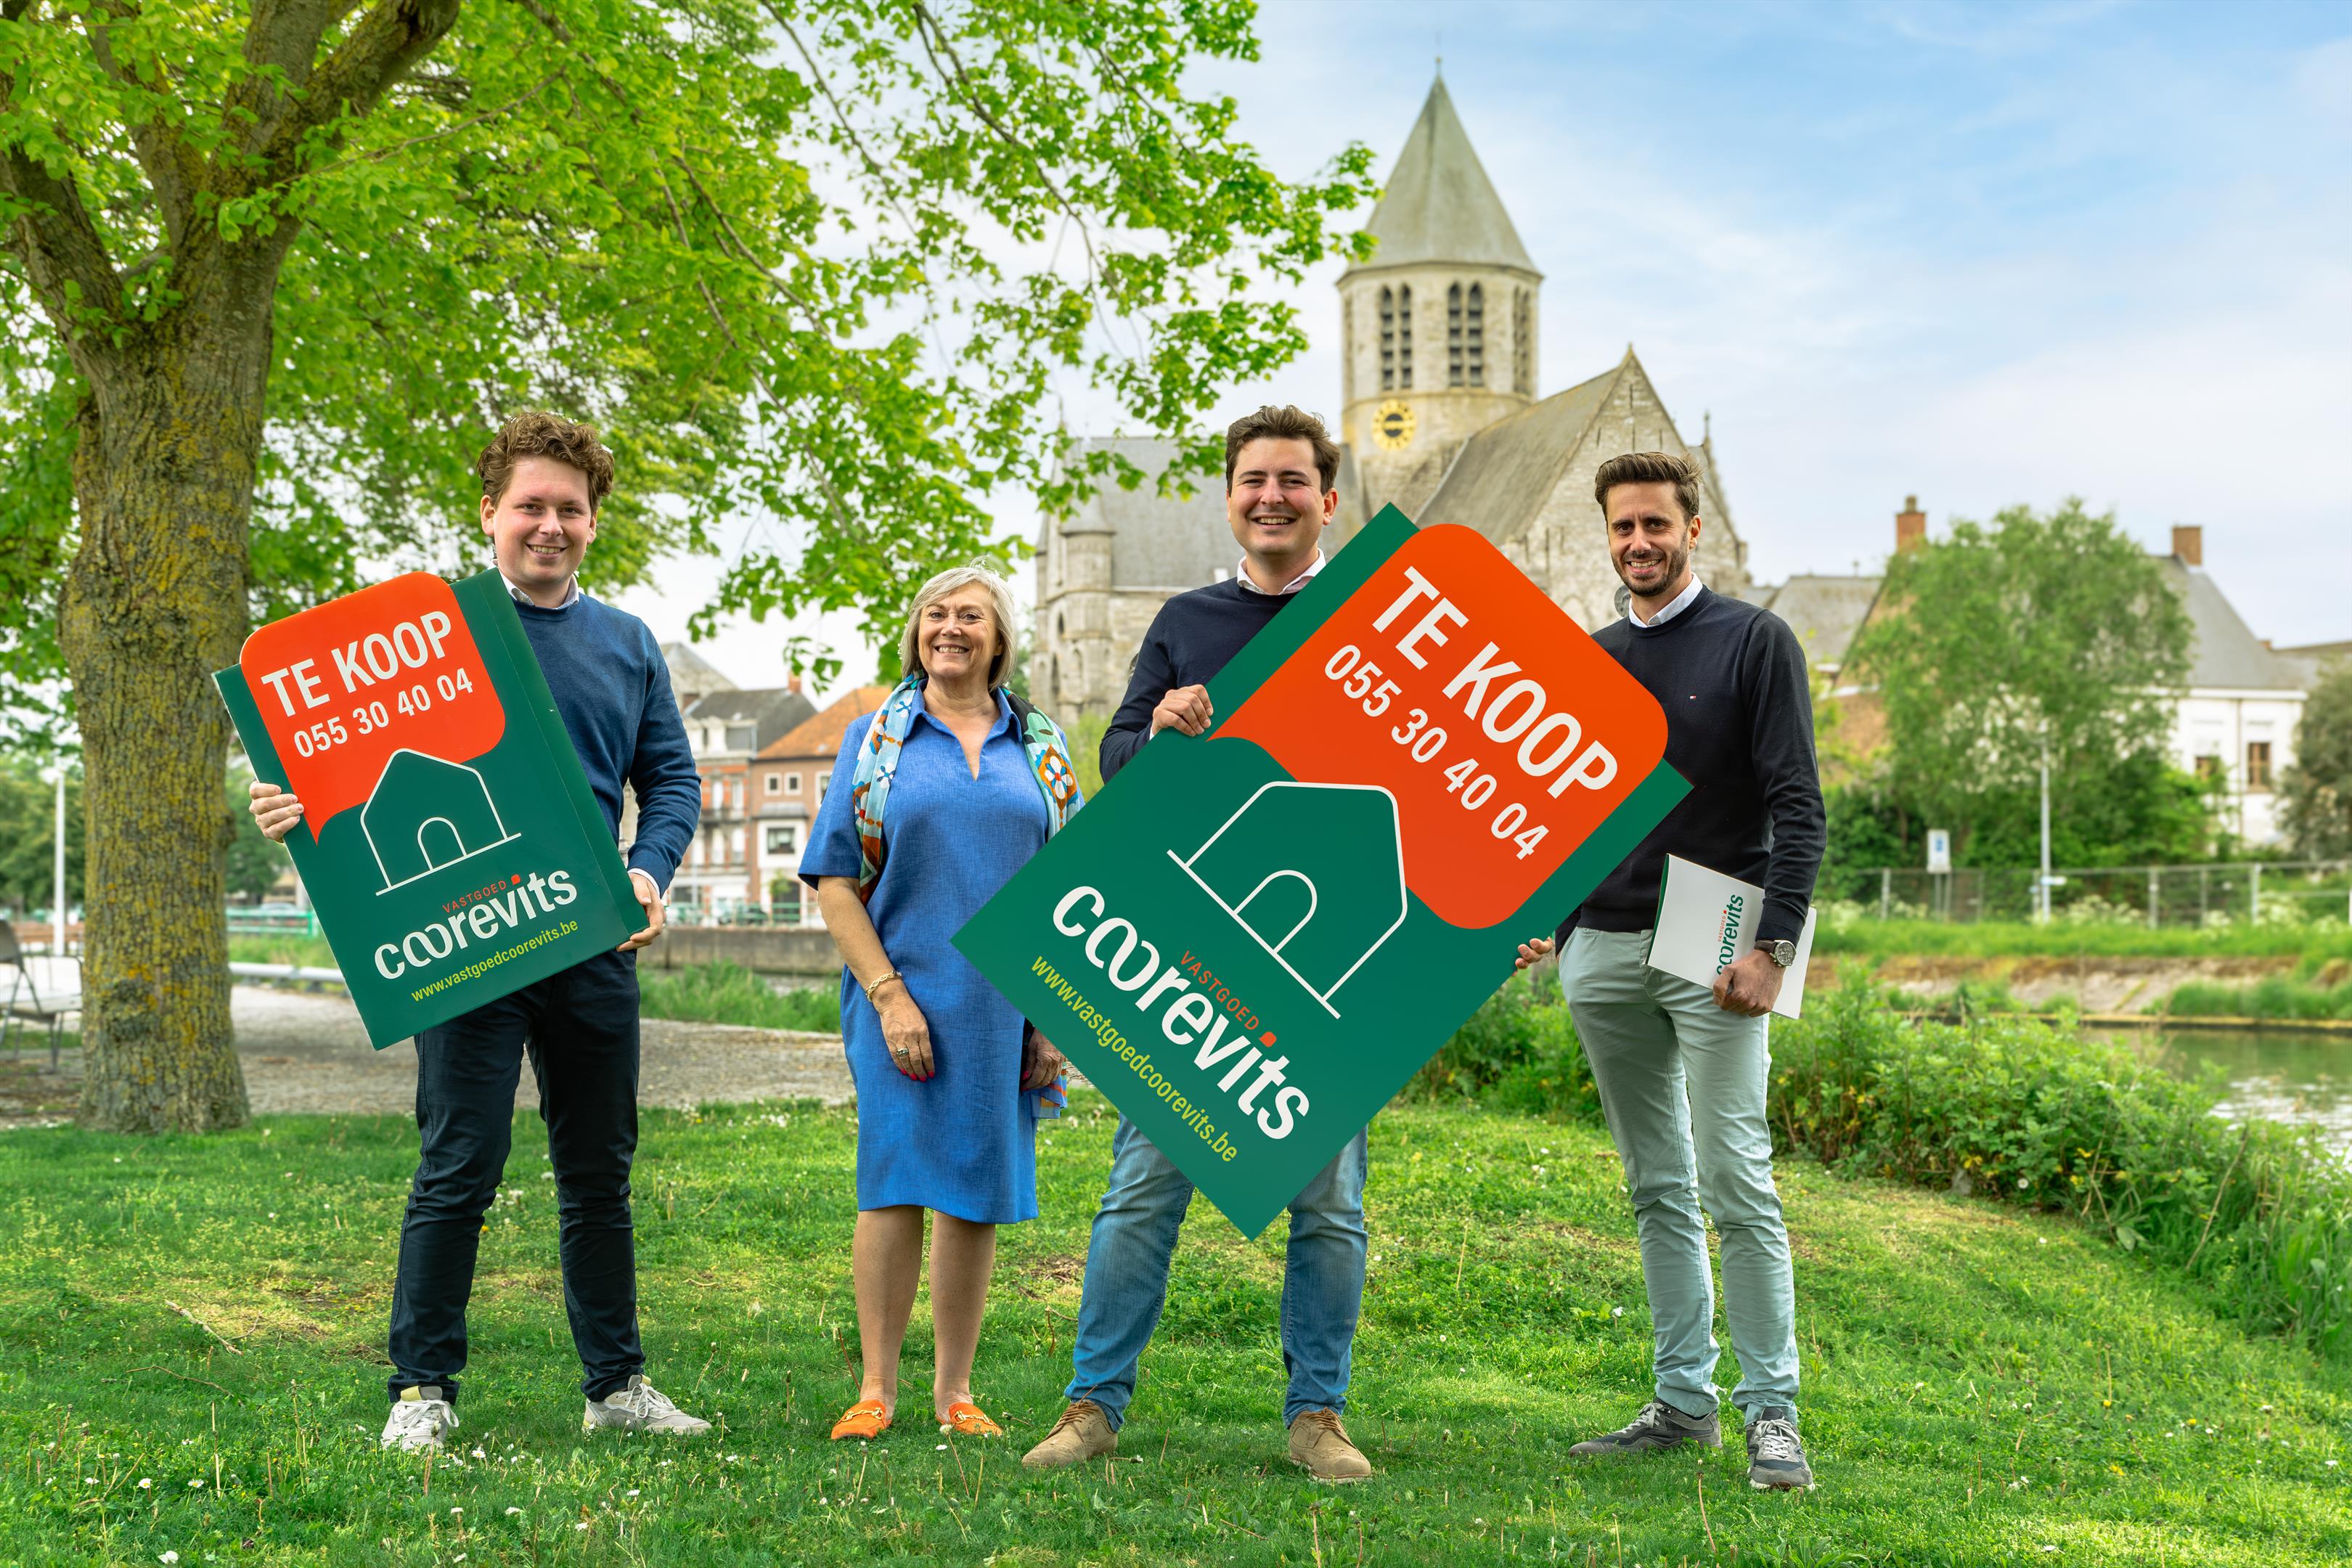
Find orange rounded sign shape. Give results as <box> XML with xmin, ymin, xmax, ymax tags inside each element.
<box><xmin>237</xmin><ymin>573</ymin><xmax>507</xmax><ymax>837</ymax></box>
<box><xmin>1218</xmin><ymin>526</ymin><xmax>1665</xmax><ymax>928</ymax></box>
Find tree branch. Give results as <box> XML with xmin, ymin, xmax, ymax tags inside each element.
<box><xmin>248</xmin><ymin>0</ymin><xmax>462</xmax><ymax>191</ymax></box>
<box><xmin>274</xmin><ymin>68</ymin><xmax>562</xmax><ymax>190</ymax></box>
<box><xmin>84</xmin><ymin>0</ymin><xmax>205</xmax><ymax>253</ymax></box>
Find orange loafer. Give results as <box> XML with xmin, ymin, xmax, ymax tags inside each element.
<box><xmin>939</xmin><ymin>1400</ymin><xmax>1003</xmax><ymax>1437</ymax></box>
<box><xmin>830</xmin><ymin>1399</ymin><xmax>892</xmax><ymax>1440</ymax></box>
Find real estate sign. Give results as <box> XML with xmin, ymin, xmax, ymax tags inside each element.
<box><xmin>955</xmin><ymin>506</ymin><xmax>1689</xmax><ymax>1235</ymax></box>
<box><xmin>216</xmin><ymin>571</ymin><xmax>642</xmax><ymax>1048</ymax></box>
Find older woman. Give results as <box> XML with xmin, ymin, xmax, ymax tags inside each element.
<box><xmin>802</xmin><ymin>565</ymin><xmax>1084</xmax><ymax>1442</ymax></box>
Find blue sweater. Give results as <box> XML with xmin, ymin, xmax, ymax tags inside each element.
<box><xmin>1101</xmin><ymin>579</ymin><xmax>1294</xmax><ymax>780</ymax></box>
<box><xmin>512</xmin><ymin>594</ymin><xmax>701</xmax><ymax>891</ymax></box>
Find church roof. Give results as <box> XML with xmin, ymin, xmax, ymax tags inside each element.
<box><xmin>1344</xmin><ymin>76</ymin><xmax>1539</xmax><ymax>279</ymax></box>
<box><xmin>1411</xmin><ymin>362</ymin><xmax>1620</xmax><ymax>542</ymax></box>
<box><xmin>1056</xmin><ymin>437</ymin><xmax>1240</xmax><ymax>591</ymax></box>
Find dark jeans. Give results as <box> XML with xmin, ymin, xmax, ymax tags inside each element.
<box><xmin>385</xmin><ymin>948</ymin><xmax>642</xmax><ymax>1405</ymax></box>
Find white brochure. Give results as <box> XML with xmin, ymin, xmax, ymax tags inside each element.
<box><xmin>1645</xmin><ymin>854</ymin><xmax>1818</xmax><ymax>1020</ymax></box>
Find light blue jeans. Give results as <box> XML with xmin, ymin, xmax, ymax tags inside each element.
<box><xmin>1063</xmin><ymin>1117</ymin><xmax>1368</xmax><ymax>1429</ymax></box>
<box><xmin>1560</xmin><ymin>927</ymin><xmax>1800</xmax><ymax>1421</ymax></box>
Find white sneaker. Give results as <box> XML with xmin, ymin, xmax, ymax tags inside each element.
<box><xmin>382</xmin><ymin>1385</ymin><xmax>459</xmax><ymax>1451</ymax></box>
<box><xmin>583</xmin><ymin>1375</ymin><xmax>711</xmax><ymax>1436</ymax></box>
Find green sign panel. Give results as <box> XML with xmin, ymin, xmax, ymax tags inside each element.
<box><xmin>955</xmin><ymin>507</ymin><xmax>1689</xmax><ymax>1236</ymax></box>
<box><xmin>216</xmin><ymin>570</ymin><xmax>643</xmax><ymax>1047</ymax></box>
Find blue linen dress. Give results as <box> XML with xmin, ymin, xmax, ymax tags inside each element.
<box><xmin>800</xmin><ymin>687</ymin><xmax>1050</xmax><ymax>1224</ymax></box>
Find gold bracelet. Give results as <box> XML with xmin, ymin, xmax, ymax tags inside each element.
<box><xmin>862</xmin><ymin>968</ymin><xmax>905</xmax><ymax>1005</ymax></box>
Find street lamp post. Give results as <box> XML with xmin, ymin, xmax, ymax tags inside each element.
<box><xmin>2037</xmin><ymin>751</ymin><xmax>2052</xmax><ymax>925</ymax></box>
<box><xmin>51</xmin><ymin>766</ymin><xmax>68</xmax><ymax>955</ymax></box>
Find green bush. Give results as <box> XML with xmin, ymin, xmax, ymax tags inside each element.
<box><xmin>1773</xmin><ymin>981</ymin><xmax>2352</xmax><ymax>1352</ymax></box>
<box><xmin>637</xmin><ymin>961</ymin><xmax>841</xmax><ymax>1032</ymax></box>
<box><xmin>1410</xmin><ymin>970</ymin><xmax>2352</xmax><ymax>1355</ymax></box>
<box><xmin>2163</xmin><ymin>965</ymin><xmax>2352</xmax><ymax>1021</ymax></box>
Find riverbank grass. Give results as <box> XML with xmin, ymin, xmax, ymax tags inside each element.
<box><xmin>4</xmin><ymin>1094</ymin><xmax>2349</xmax><ymax>1565</ymax></box>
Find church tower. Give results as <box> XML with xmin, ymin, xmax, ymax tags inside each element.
<box><xmin>1339</xmin><ymin>75</ymin><xmax>1543</xmax><ymax>517</ymax></box>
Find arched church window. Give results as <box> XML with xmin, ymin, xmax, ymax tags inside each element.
<box><xmin>1514</xmin><ymin>288</ymin><xmax>1532</xmax><ymax>394</ymax></box>
<box><xmin>1466</xmin><ymin>283</ymin><xmax>1485</xmax><ymax>388</ymax></box>
<box><xmin>1378</xmin><ymin>287</ymin><xmax>1395</xmax><ymax>391</ymax></box>
<box><xmin>1447</xmin><ymin>283</ymin><xmax>1463</xmax><ymax>386</ymax></box>
<box><xmin>1397</xmin><ymin>285</ymin><xmax>1413</xmax><ymax>388</ymax></box>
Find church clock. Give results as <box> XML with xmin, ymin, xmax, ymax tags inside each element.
<box><xmin>1374</xmin><ymin>399</ymin><xmax>1416</xmax><ymax>450</ymax></box>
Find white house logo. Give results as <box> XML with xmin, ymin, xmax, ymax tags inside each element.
<box><xmin>360</xmin><ymin>748</ymin><xmax>523</xmax><ymax>894</ymax></box>
<box><xmin>1167</xmin><ymin>781</ymin><xmax>1409</xmax><ymax>1019</ymax></box>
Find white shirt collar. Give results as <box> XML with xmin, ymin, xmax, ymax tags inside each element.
<box><xmin>1235</xmin><ymin>550</ymin><xmax>1326</xmax><ymax>596</ymax></box>
<box><xmin>1628</xmin><ymin>572</ymin><xmax>1704</xmax><ymax>629</ymax></box>
<box><xmin>503</xmin><ymin>571</ymin><xmax>581</xmax><ymax>611</ymax></box>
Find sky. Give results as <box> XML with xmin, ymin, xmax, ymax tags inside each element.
<box><xmin>612</xmin><ymin>0</ymin><xmax>2352</xmax><ymax>701</ymax></box>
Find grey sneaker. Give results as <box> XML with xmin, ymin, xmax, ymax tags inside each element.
<box><xmin>583</xmin><ymin>1375</ymin><xmax>712</xmax><ymax>1436</ymax></box>
<box><xmin>381</xmin><ymin>1385</ymin><xmax>458</xmax><ymax>1452</ymax></box>
<box><xmin>1568</xmin><ymin>1399</ymin><xmax>1721</xmax><ymax>1457</ymax></box>
<box><xmin>1744</xmin><ymin>1406</ymin><xmax>1814</xmax><ymax>1490</ymax></box>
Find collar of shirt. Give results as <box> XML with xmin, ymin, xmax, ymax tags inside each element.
<box><xmin>1235</xmin><ymin>550</ymin><xmax>1326</xmax><ymax>596</ymax></box>
<box><xmin>910</xmin><ymin>681</ymin><xmax>1016</xmax><ymax>740</ymax></box>
<box><xmin>1627</xmin><ymin>572</ymin><xmax>1704</xmax><ymax>629</ymax></box>
<box><xmin>502</xmin><ymin>571</ymin><xmax>581</xmax><ymax>611</ymax></box>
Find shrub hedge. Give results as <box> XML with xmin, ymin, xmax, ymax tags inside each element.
<box><xmin>1411</xmin><ymin>968</ymin><xmax>2352</xmax><ymax>1355</ymax></box>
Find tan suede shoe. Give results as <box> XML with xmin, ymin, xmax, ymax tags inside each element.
<box><xmin>1021</xmin><ymin>1400</ymin><xmax>1116</xmax><ymax>1469</ymax></box>
<box><xmin>1288</xmin><ymin>1408</ymin><xmax>1373</xmax><ymax>1482</ymax></box>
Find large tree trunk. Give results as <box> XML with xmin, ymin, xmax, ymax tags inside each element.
<box><xmin>57</xmin><ymin>270</ymin><xmax>277</xmax><ymax>1133</ymax></box>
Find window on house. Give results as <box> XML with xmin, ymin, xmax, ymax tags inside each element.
<box><xmin>764</xmin><ymin>773</ymin><xmax>780</xmax><ymax>795</ymax></box>
<box><xmin>786</xmin><ymin>772</ymin><xmax>802</xmax><ymax>794</ymax></box>
<box><xmin>818</xmin><ymin>776</ymin><xmax>829</xmax><ymax>800</ymax></box>
<box><xmin>2246</xmin><ymin>740</ymin><xmax>2273</xmax><ymax>791</ymax></box>
<box><xmin>765</xmin><ymin>824</ymin><xmax>801</xmax><ymax>855</ymax></box>
<box><xmin>732</xmin><ymin>827</ymin><xmax>746</xmax><ymax>859</ymax></box>
<box><xmin>1447</xmin><ymin>282</ymin><xmax>1463</xmax><ymax>386</ymax></box>
<box><xmin>1466</xmin><ymin>282</ymin><xmax>1485</xmax><ymax>387</ymax></box>
<box><xmin>2194</xmin><ymin>754</ymin><xmax>2224</xmax><ymax>782</ymax></box>
<box><xmin>1514</xmin><ymin>288</ymin><xmax>1532</xmax><ymax>394</ymax></box>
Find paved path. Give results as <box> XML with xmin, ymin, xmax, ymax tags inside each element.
<box><xmin>1</xmin><ymin>985</ymin><xmax>854</xmax><ymax>1124</ymax></box>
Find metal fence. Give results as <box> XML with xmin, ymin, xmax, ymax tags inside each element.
<box><xmin>1818</xmin><ymin>860</ymin><xmax>2352</xmax><ymax>926</ymax></box>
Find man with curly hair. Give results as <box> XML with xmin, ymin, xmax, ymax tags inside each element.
<box><xmin>250</xmin><ymin>412</ymin><xmax>707</xmax><ymax>1450</ymax></box>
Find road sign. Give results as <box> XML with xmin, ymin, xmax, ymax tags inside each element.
<box><xmin>216</xmin><ymin>571</ymin><xmax>642</xmax><ymax>1046</ymax></box>
<box><xmin>953</xmin><ymin>507</ymin><xmax>1687</xmax><ymax>1235</ymax></box>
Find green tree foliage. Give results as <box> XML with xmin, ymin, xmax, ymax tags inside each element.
<box><xmin>222</xmin><ymin>764</ymin><xmax>285</xmax><ymax>903</ymax></box>
<box><xmin>0</xmin><ymin>0</ymin><xmax>1371</xmax><ymax>1130</ymax></box>
<box><xmin>2280</xmin><ymin>661</ymin><xmax>2352</xmax><ymax>859</ymax></box>
<box><xmin>0</xmin><ymin>754</ymin><xmax>79</xmax><ymax>915</ymax></box>
<box><xmin>1843</xmin><ymin>499</ymin><xmax>2197</xmax><ymax>864</ymax></box>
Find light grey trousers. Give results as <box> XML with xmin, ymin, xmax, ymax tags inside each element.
<box><xmin>1559</xmin><ymin>927</ymin><xmax>1800</xmax><ymax>1420</ymax></box>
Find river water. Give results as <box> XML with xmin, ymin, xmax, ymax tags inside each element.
<box><xmin>2086</xmin><ymin>1026</ymin><xmax>2352</xmax><ymax>1159</ymax></box>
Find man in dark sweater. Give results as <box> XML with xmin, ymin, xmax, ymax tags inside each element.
<box><xmin>250</xmin><ymin>413</ymin><xmax>707</xmax><ymax>1452</ymax></box>
<box><xmin>1024</xmin><ymin>406</ymin><xmax>1374</xmax><ymax>1484</ymax></box>
<box><xmin>1516</xmin><ymin>451</ymin><xmax>1826</xmax><ymax>1491</ymax></box>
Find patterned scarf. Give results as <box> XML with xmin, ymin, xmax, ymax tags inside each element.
<box><xmin>847</xmin><ymin>674</ymin><xmax>1085</xmax><ymax>1116</ymax></box>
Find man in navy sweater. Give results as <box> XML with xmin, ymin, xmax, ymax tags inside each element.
<box><xmin>1024</xmin><ymin>406</ymin><xmax>1373</xmax><ymax>1484</ymax></box>
<box><xmin>250</xmin><ymin>413</ymin><xmax>707</xmax><ymax>1451</ymax></box>
<box><xmin>1516</xmin><ymin>451</ymin><xmax>1825</xmax><ymax>1491</ymax></box>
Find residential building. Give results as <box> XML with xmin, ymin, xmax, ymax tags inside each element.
<box><xmin>751</xmin><ymin>685</ymin><xmax>891</xmax><ymax>927</ymax></box>
<box><xmin>669</xmin><ymin>681</ymin><xmax>817</xmax><ymax>920</ymax></box>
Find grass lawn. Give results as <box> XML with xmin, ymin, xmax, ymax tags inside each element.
<box><xmin>3</xmin><ymin>1094</ymin><xmax>2348</xmax><ymax>1567</ymax></box>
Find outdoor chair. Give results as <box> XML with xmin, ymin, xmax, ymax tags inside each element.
<box><xmin>0</xmin><ymin>923</ymin><xmax>82</xmax><ymax>1072</ymax></box>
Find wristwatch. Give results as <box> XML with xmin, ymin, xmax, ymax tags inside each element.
<box><xmin>1760</xmin><ymin>939</ymin><xmax>1797</xmax><ymax>968</ymax></box>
